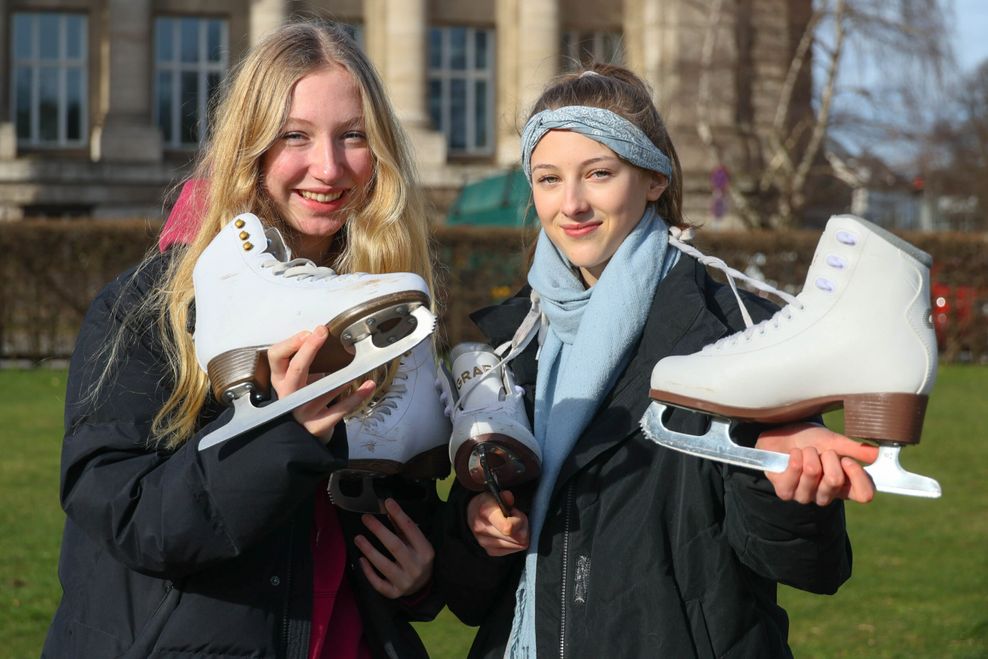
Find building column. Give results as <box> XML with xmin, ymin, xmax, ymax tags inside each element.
<box><xmin>496</xmin><ymin>0</ymin><xmax>559</xmax><ymax>166</ymax></box>
<box><xmin>90</xmin><ymin>0</ymin><xmax>161</xmax><ymax>162</ymax></box>
<box><xmin>249</xmin><ymin>0</ymin><xmax>289</xmax><ymax>45</ymax></box>
<box><xmin>365</xmin><ymin>0</ymin><xmax>445</xmax><ymax>169</ymax></box>
<box><xmin>0</xmin><ymin>0</ymin><xmax>16</xmax><ymax>159</ymax></box>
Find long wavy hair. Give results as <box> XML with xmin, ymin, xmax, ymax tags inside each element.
<box><xmin>131</xmin><ymin>20</ymin><xmax>435</xmax><ymax>448</ymax></box>
<box><xmin>526</xmin><ymin>62</ymin><xmax>688</xmax><ymax>229</ymax></box>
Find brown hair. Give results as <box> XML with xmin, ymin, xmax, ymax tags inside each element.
<box><xmin>527</xmin><ymin>63</ymin><xmax>687</xmax><ymax>228</ymax></box>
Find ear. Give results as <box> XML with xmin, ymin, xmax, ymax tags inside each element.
<box><xmin>646</xmin><ymin>172</ymin><xmax>668</xmax><ymax>202</ymax></box>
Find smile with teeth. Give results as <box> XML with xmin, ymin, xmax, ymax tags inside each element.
<box><xmin>299</xmin><ymin>189</ymin><xmax>345</xmax><ymax>203</ymax></box>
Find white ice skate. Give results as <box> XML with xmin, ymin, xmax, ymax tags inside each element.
<box><xmin>641</xmin><ymin>214</ymin><xmax>941</xmax><ymax>498</ymax></box>
<box><xmin>327</xmin><ymin>341</ymin><xmax>452</xmax><ymax>512</ymax></box>
<box><xmin>440</xmin><ymin>342</ymin><xmax>541</xmax><ymax>514</ymax></box>
<box><xmin>194</xmin><ymin>213</ymin><xmax>435</xmax><ymax>451</ymax></box>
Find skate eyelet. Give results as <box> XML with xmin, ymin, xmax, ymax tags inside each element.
<box><xmin>836</xmin><ymin>230</ymin><xmax>858</xmax><ymax>245</ymax></box>
<box><xmin>239</xmin><ymin>231</ymin><xmax>250</xmax><ymax>241</ymax></box>
<box><xmin>815</xmin><ymin>277</ymin><xmax>835</xmax><ymax>292</ymax></box>
<box><xmin>243</xmin><ymin>242</ymin><xmax>254</xmax><ymax>251</ymax></box>
<box><xmin>826</xmin><ymin>254</ymin><xmax>847</xmax><ymax>269</ymax></box>
<box><xmin>235</xmin><ymin>218</ymin><xmax>245</xmax><ymax>228</ymax></box>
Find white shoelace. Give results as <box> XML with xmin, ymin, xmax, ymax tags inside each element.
<box><xmin>259</xmin><ymin>256</ymin><xmax>343</xmax><ymax>282</ymax></box>
<box><xmin>351</xmin><ymin>368</ymin><xmax>409</xmax><ymax>429</ymax></box>
<box><xmin>668</xmin><ymin>226</ymin><xmax>858</xmax><ymax>348</ymax></box>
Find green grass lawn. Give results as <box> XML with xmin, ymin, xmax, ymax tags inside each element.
<box><xmin>2</xmin><ymin>366</ymin><xmax>986</xmax><ymax>659</ymax></box>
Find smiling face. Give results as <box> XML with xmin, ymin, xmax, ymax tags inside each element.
<box><xmin>261</xmin><ymin>65</ymin><xmax>374</xmax><ymax>261</ymax></box>
<box><xmin>530</xmin><ymin>130</ymin><xmax>667</xmax><ymax>287</ymax></box>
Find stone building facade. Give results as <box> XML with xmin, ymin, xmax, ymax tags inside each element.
<box><xmin>0</xmin><ymin>0</ymin><xmax>810</xmax><ymax>224</ymax></box>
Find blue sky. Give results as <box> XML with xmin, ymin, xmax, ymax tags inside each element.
<box><xmin>952</xmin><ymin>0</ymin><xmax>988</xmax><ymax>73</ymax></box>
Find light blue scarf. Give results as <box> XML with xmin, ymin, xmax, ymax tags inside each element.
<box><xmin>507</xmin><ymin>207</ymin><xmax>679</xmax><ymax>657</ymax></box>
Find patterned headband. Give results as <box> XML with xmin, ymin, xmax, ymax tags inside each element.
<box><xmin>521</xmin><ymin>105</ymin><xmax>673</xmax><ymax>183</ymax></box>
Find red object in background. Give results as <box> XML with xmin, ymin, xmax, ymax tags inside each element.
<box><xmin>159</xmin><ymin>179</ymin><xmax>207</xmax><ymax>252</ymax></box>
<box><xmin>931</xmin><ymin>273</ymin><xmax>977</xmax><ymax>353</ymax></box>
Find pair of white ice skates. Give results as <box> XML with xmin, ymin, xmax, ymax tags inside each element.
<box><xmin>192</xmin><ymin>213</ymin><xmax>540</xmax><ymax>511</ymax></box>
<box><xmin>642</xmin><ymin>214</ymin><xmax>941</xmax><ymax>498</ymax></box>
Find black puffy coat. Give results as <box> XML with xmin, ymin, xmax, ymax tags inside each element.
<box><xmin>42</xmin><ymin>253</ymin><xmax>441</xmax><ymax>659</ymax></box>
<box><xmin>437</xmin><ymin>255</ymin><xmax>853</xmax><ymax>659</ymax></box>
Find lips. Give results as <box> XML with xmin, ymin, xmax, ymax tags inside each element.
<box><xmin>562</xmin><ymin>222</ymin><xmax>601</xmax><ymax>237</ymax></box>
<box><xmin>299</xmin><ymin>189</ymin><xmax>344</xmax><ymax>203</ymax></box>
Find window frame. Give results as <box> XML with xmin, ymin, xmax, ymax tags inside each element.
<box><xmin>153</xmin><ymin>15</ymin><xmax>229</xmax><ymax>150</ymax></box>
<box><xmin>10</xmin><ymin>11</ymin><xmax>89</xmax><ymax>148</ymax></box>
<box><xmin>427</xmin><ymin>25</ymin><xmax>496</xmax><ymax>157</ymax></box>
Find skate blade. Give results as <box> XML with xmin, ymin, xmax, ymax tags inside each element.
<box><xmin>863</xmin><ymin>445</ymin><xmax>941</xmax><ymax>498</ymax></box>
<box><xmin>640</xmin><ymin>402</ymin><xmax>790</xmax><ymax>472</ymax></box>
<box><xmin>198</xmin><ymin>306</ymin><xmax>435</xmax><ymax>451</ymax></box>
<box><xmin>641</xmin><ymin>402</ymin><xmax>942</xmax><ymax>498</ymax></box>
<box><xmin>327</xmin><ymin>472</ymin><xmax>386</xmax><ymax>514</ymax></box>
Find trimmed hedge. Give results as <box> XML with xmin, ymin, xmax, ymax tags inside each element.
<box><xmin>1</xmin><ymin>220</ymin><xmax>985</xmax><ymax>363</ymax></box>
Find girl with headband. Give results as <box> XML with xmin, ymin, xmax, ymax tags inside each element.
<box><xmin>437</xmin><ymin>63</ymin><xmax>877</xmax><ymax>658</ymax></box>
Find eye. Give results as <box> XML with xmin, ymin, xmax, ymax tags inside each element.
<box><xmin>342</xmin><ymin>130</ymin><xmax>368</xmax><ymax>144</ymax></box>
<box><xmin>588</xmin><ymin>169</ymin><xmax>612</xmax><ymax>180</ymax></box>
<box><xmin>536</xmin><ymin>174</ymin><xmax>560</xmax><ymax>185</ymax></box>
<box><xmin>281</xmin><ymin>130</ymin><xmax>307</xmax><ymax>143</ymax></box>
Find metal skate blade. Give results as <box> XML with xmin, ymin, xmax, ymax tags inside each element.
<box><xmin>640</xmin><ymin>402</ymin><xmax>790</xmax><ymax>472</ymax></box>
<box><xmin>863</xmin><ymin>445</ymin><xmax>941</xmax><ymax>498</ymax></box>
<box><xmin>327</xmin><ymin>472</ymin><xmax>386</xmax><ymax>513</ymax></box>
<box><xmin>642</xmin><ymin>403</ymin><xmax>942</xmax><ymax>499</ymax></box>
<box><xmin>198</xmin><ymin>306</ymin><xmax>435</xmax><ymax>451</ymax></box>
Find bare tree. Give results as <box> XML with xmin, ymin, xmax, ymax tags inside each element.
<box><xmin>695</xmin><ymin>0</ymin><xmax>951</xmax><ymax>229</ymax></box>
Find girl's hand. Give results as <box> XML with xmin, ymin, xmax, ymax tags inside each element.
<box><xmin>267</xmin><ymin>326</ymin><xmax>375</xmax><ymax>442</ymax></box>
<box><xmin>755</xmin><ymin>423</ymin><xmax>879</xmax><ymax>505</ymax></box>
<box><xmin>355</xmin><ymin>498</ymin><xmax>435</xmax><ymax>599</ymax></box>
<box><xmin>467</xmin><ymin>490</ymin><xmax>530</xmax><ymax>556</ymax></box>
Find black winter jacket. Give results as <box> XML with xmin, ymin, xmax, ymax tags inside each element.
<box><xmin>43</xmin><ymin>253</ymin><xmax>441</xmax><ymax>659</ymax></box>
<box><xmin>437</xmin><ymin>255</ymin><xmax>853</xmax><ymax>659</ymax></box>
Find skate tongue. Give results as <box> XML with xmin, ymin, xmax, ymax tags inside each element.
<box><xmin>263</xmin><ymin>226</ymin><xmax>292</xmax><ymax>261</ymax></box>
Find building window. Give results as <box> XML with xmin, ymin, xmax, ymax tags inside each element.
<box><xmin>11</xmin><ymin>12</ymin><xmax>88</xmax><ymax>147</ymax></box>
<box><xmin>562</xmin><ymin>31</ymin><xmax>623</xmax><ymax>68</ymax></box>
<box><xmin>428</xmin><ymin>26</ymin><xmax>495</xmax><ymax>156</ymax></box>
<box><xmin>154</xmin><ymin>16</ymin><xmax>228</xmax><ymax>148</ymax></box>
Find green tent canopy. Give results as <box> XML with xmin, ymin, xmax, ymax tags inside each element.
<box><xmin>445</xmin><ymin>168</ymin><xmax>538</xmax><ymax>227</ymax></box>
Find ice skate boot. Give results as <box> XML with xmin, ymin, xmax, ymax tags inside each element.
<box><xmin>327</xmin><ymin>340</ymin><xmax>452</xmax><ymax>513</ymax></box>
<box><xmin>193</xmin><ymin>213</ymin><xmax>435</xmax><ymax>451</ymax></box>
<box><xmin>441</xmin><ymin>342</ymin><xmax>541</xmax><ymax>514</ymax></box>
<box><xmin>641</xmin><ymin>214</ymin><xmax>941</xmax><ymax>498</ymax></box>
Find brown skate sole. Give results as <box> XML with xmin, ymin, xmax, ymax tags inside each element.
<box><xmin>347</xmin><ymin>444</ymin><xmax>451</xmax><ymax>481</ymax></box>
<box><xmin>649</xmin><ymin>389</ymin><xmax>928</xmax><ymax>445</ymax></box>
<box><xmin>207</xmin><ymin>291</ymin><xmax>429</xmax><ymax>401</ymax></box>
<box><xmin>453</xmin><ymin>434</ymin><xmax>542</xmax><ymax>492</ymax></box>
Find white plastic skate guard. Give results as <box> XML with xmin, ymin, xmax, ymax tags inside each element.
<box><xmin>640</xmin><ymin>402</ymin><xmax>942</xmax><ymax>498</ymax></box>
<box><xmin>198</xmin><ymin>306</ymin><xmax>435</xmax><ymax>451</ymax></box>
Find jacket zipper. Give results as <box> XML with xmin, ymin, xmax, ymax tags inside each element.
<box><xmin>280</xmin><ymin>519</ymin><xmax>296</xmax><ymax>657</ymax></box>
<box><xmin>559</xmin><ymin>484</ymin><xmax>574</xmax><ymax>659</ymax></box>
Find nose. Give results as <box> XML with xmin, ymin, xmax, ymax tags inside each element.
<box><xmin>312</xmin><ymin>138</ymin><xmax>344</xmax><ymax>182</ymax></box>
<box><xmin>561</xmin><ymin>182</ymin><xmax>590</xmax><ymax>218</ymax></box>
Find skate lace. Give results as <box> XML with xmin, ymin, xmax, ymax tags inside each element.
<box><xmin>668</xmin><ymin>230</ymin><xmax>801</xmax><ymax>328</ymax></box>
<box><xmin>448</xmin><ymin>291</ymin><xmax>543</xmax><ymax>414</ymax></box>
<box><xmin>260</xmin><ymin>257</ymin><xmax>349</xmax><ymax>282</ymax></box>
<box><xmin>686</xmin><ymin>228</ymin><xmax>858</xmax><ymax>350</ymax></box>
<box><xmin>352</xmin><ymin>370</ymin><xmax>409</xmax><ymax>429</ymax></box>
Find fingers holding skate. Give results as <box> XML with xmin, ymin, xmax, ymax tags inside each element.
<box><xmin>467</xmin><ymin>491</ymin><xmax>529</xmax><ymax>556</ymax></box>
<box><xmin>758</xmin><ymin>425</ymin><xmax>877</xmax><ymax>505</ymax></box>
<box><xmin>269</xmin><ymin>327</ymin><xmax>375</xmax><ymax>440</ymax></box>
<box><xmin>355</xmin><ymin>499</ymin><xmax>434</xmax><ymax>598</ymax></box>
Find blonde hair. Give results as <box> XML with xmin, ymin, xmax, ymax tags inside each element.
<box><xmin>145</xmin><ymin>20</ymin><xmax>435</xmax><ymax>448</ymax></box>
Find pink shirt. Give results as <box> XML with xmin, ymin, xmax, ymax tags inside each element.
<box><xmin>308</xmin><ymin>487</ymin><xmax>372</xmax><ymax>659</ymax></box>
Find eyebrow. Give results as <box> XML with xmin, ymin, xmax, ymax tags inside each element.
<box><xmin>531</xmin><ymin>155</ymin><xmax>620</xmax><ymax>172</ymax></box>
<box><xmin>281</xmin><ymin>116</ymin><xmax>365</xmax><ymax>130</ymax></box>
